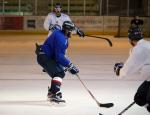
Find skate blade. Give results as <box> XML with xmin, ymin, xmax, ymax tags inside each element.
<box><xmin>51</xmin><ymin>101</ymin><xmax>66</xmax><ymax>107</ymax></box>
<box><xmin>47</xmin><ymin>98</ymin><xmax>66</xmax><ymax>107</ymax></box>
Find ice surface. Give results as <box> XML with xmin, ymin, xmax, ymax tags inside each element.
<box><xmin>0</xmin><ymin>35</ymin><xmax>149</xmax><ymax>115</ymax></box>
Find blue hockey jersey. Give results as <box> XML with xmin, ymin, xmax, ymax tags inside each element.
<box><xmin>41</xmin><ymin>30</ymin><xmax>70</xmax><ymax>67</ymax></box>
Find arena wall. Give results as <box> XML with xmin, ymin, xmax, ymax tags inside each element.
<box><xmin>0</xmin><ymin>16</ymin><xmax>23</xmax><ymax>30</ymax></box>
<box><xmin>118</xmin><ymin>17</ymin><xmax>150</xmax><ymax>37</ymax></box>
<box><xmin>0</xmin><ymin>16</ymin><xmax>149</xmax><ymax>36</ymax></box>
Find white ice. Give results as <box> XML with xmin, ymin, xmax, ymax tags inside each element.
<box><xmin>0</xmin><ymin>35</ymin><xmax>149</xmax><ymax>115</ymax></box>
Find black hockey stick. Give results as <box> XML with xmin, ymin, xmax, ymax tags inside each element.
<box><xmin>85</xmin><ymin>35</ymin><xmax>113</xmax><ymax>47</ymax></box>
<box><xmin>76</xmin><ymin>74</ymin><xmax>114</xmax><ymax>108</ymax></box>
<box><xmin>118</xmin><ymin>101</ymin><xmax>135</xmax><ymax>115</ymax></box>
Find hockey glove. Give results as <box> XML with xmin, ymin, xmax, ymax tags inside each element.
<box><xmin>77</xmin><ymin>28</ymin><xmax>85</xmax><ymax>37</ymax></box>
<box><xmin>67</xmin><ymin>63</ymin><xmax>79</xmax><ymax>75</ymax></box>
<box><xmin>114</xmin><ymin>62</ymin><xmax>124</xmax><ymax>76</ymax></box>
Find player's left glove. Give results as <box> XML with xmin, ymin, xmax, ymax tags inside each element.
<box><xmin>67</xmin><ymin>63</ymin><xmax>79</xmax><ymax>75</ymax></box>
<box><xmin>114</xmin><ymin>62</ymin><xmax>124</xmax><ymax>76</ymax></box>
<box><xmin>77</xmin><ymin>28</ymin><xmax>85</xmax><ymax>38</ymax></box>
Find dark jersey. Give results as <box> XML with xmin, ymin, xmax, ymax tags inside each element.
<box><xmin>131</xmin><ymin>19</ymin><xmax>144</xmax><ymax>27</ymax></box>
<box><xmin>41</xmin><ymin>30</ymin><xmax>70</xmax><ymax>67</ymax></box>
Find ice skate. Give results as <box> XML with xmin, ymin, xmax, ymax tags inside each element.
<box><xmin>47</xmin><ymin>87</ymin><xmax>66</xmax><ymax>105</ymax></box>
<box><xmin>49</xmin><ymin>92</ymin><xmax>66</xmax><ymax>104</ymax></box>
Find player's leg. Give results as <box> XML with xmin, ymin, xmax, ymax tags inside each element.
<box><xmin>146</xmin><ymin>81</ymin><xmax>150</xmax><ymax>112</ymax></box>
<box><xmin>46</xmin><ymin>61</ymin><xmax>65</xmax><ymax>103</ymax></box>
<box><xmin>134</xmin><ymin>81</ymin><xmax>150</xmax><ymax>106</ymax></box>
<box><xmin>37</xmin><ymin>54</ymin><xmax>65</xmax><ymax>102</ymax></box>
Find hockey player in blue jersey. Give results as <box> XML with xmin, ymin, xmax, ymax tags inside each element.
<box><xmin>36</xmin><ymin>21</ymin><xmax>79</xmax><ymax>103</ymax></box>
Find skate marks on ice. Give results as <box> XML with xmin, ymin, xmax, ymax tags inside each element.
<box><xmin>0</xmin><ymin>100</ymin><xmax>66</xmax><ymax>107</ymax></box>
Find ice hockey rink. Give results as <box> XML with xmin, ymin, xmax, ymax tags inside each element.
<box><xmin>0</xmin><ymin>34</ymin><xmax>149</xmax><ymax>115</ymax></box>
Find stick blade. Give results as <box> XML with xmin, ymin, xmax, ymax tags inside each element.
<box><xmin>107</xmin><ymin>40</ymin><xmax>113</xmax><ymax>47</ymax></box>
<box><xmin>99</xmin><ymin>103</ymin><xmax>114</xmax><ymax>108</ymax></box>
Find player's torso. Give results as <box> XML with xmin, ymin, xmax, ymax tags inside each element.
<box><xmin>42</xmin><ymin>30</ymin><xmax>68</xmax><ymax>57</ymax></box>
<box><xmin>50</xmin><ymin>13</ymin><xmax>70</xmax><ymax>29</ymax></box>
<box><xmin>132</xmin><ymin>19</ymin><xmax>143</xmax><ymax>26</ymax></box>
<box><xmin>136</xmin><ymin>40</ymin><xmax>150</xmax><ymax>78</ymax></box>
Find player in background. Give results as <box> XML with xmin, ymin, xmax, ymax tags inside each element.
<box><xmin>114</xmin><ymin>27</ymin><xmax>150</xmax><ymax>113</ymax></box>
<box><xmin>43</xmin><ymin>3</ymin><xmax>84</xmax><ymax>37</ymax></box>
<box><xmin>130</xmin><ymin>16</ymin><xmax>144</xmax><ymax>30</ymax></box>
<box><xmin>36</xmin><ymin>21</ymin><xmax>79</xmax><ymax>103</ymax></box>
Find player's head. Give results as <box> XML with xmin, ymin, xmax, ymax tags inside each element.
<box><xmin>134</xmin><ymin>16</ymin><xmax>139</xmax><ymax>19</ymax></box>
<box><xmin>128</xmin><ymin>27</ymin><xmax>143</xmax><ymax>46</ymax></box>
<box><xmin>54</xmin><ymin>3</ymin><xmax>62</xmax><ymax>17</ymax></box>
<box><xmin>62</xmin><ymin>21</ymin><xmax>75</xmax><ymax>38</ymax></box>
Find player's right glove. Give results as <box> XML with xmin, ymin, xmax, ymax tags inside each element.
<box><xmin>67</xmin><ymin>63</ymin><xmax>79</xmax><ymax>75</ymax></box>
<box><xmin>114</xmin><ymin>62</ymin><xmax>124</xmax><ymax>76</ymax></box>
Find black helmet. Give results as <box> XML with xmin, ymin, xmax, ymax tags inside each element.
<box><xmin>62</xmin><ymin>21</ymin><xmax>75</xmax><ymax>32</ymax></box>
<box><xmin>55</xmin><ymin>3</ymin><xmax>61</xmax><ymax>8</ymax></box>
<box><xmin>128</xmin><ymin>27</ymin><xmax>143</xmax><ymax>40</ymax></box>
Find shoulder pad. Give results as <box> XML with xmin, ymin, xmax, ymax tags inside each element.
<box><xmin>48</xmin><ymin>12</ymin><xmax>55</xmax><ymax>16</ymax></box>
<box><xmin>61</xmin><ymin>13</ymin><xmax>69</xmax><ymax>17</ymax></box>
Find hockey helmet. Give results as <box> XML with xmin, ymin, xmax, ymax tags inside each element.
<box><xmin>128</xmin><ymin>27</ymin><xmax>143</xmax><ymax>40</ymax></box>
<box><xmin>62</xmin><ymin>21</ymin><xmax>75</xmax><ymax>32</ymax></box>
<box><xmin>55</xmin><ymin>3</ymin><xmax>61</xmax><ymax>8</ymax></box>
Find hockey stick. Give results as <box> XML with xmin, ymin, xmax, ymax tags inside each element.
<box><xmin>85</xmin><ymin>35</ymin><xmax>113</xmax><ymax>47</ymax></box>
<box><xmin>118</xmin><ymin>79</ymin><xmax>150</xmax><ymax>114</ymax></box>
<box><xmin>118</xmin><ymin>101</ymin><xmax>135</xmax><ymax>115</ymax></box>
<box><xmin>76</xmin><ymin>74</ymin><xmax>114</xmax><ymax>108</ymax></box>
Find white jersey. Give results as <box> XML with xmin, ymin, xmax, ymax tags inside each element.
<box><xmin>43</xmin><ymin>12</ymin><xmax>71</xmax><ymax>36</ymax></box>
<box><xmin>120</xmin><ymin>39</ymin><xmax>150</xmax><ymax>80</ymax></box>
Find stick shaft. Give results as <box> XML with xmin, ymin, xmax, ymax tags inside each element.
<box><xmin>85</xmin><ymin>35</ymin><xmax>113</xmax><ymax>47</ymax></box>
<box><xmin>76</xmin><ymin>74</ymin><xmax>100</xmax><ymax>106</ymax></box>
<box><xmin>118</xmin><ymin>102</ymin><xmax>135</xmax><ymax>115</ymax></box>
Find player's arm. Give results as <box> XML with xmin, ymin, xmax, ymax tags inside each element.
<box><xmin>116</xmin><ymin>47</ymin><xmax>147</xmax><ymax>77</ymax></box>
<box><xmin>130</xmin><ymin>19</ymin><xmax>134</xmax><ymax>25</ymax></box>
<box><xmin>43</xmin><ymin>14</ymin><xmax>52</xmax><ymax>31</ymax></box>
<box><xmin>55</xmin><ymin>39</ymin><xmax>70</xmax><ymax>67</ymax></box>
<box><xmin>65</xmin><ymin>14</ymin><xmax>85</xmax><ymax>38</ymax></box>
<box><xmin>139</xmin><ymin>19</ymin><xmax>144</xmax><ymax>25</ymax></box>
<box><xmin>55</xmin><ymin>37</ymin><xmax>79</xmax><ymax>74</ymax></box>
